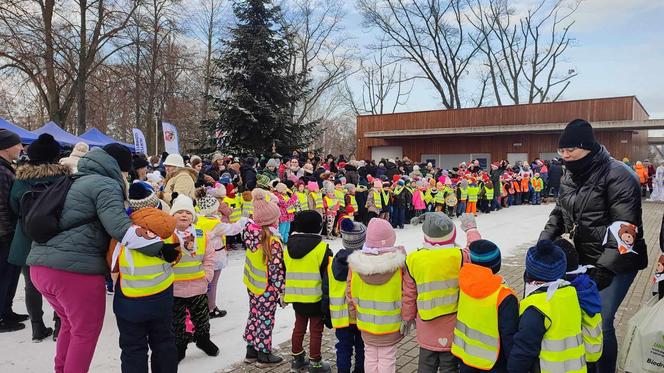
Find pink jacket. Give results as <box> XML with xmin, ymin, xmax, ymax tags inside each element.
<box><xmin>412</xmin><ymin>189</ymin><xmax>426</xmax><ymax>210</ymax></box>
<box><xmin>173</xmin><ymin>220</ymin><xmax>247</xmax><ymax>298</ymax></box>
<box><xmin>401</xmin><ymin>228</ymin><xmax>481</xmax><ymax>352</ymax></box>
<box><xmin>276</xmin><ymin>192</ymin><xmax>297</xmax><ymax>223</ymax></box>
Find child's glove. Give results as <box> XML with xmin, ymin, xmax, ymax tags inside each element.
<box><xmin>161</xmin><ymin>243</ymin><xmax>181</xmax><ymax>263</ymax></box>
<box><xmin>589</xmin><ymin>267</ymin><xmax>614</xmax><ymax>291</ymax></box>
<box><xmin>460</xmin><ymin>213</ymin><xmax>477</xmax><ymax>232</ymax></box>
<box><xmin>400</xmin><ymin>320</ymin><xmax>415</xmax><ymax>336</ymax></box>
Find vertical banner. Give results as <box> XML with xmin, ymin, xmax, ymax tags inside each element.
<box><xmin>132</xmin><ymin>128</ymin><xmax>147</xmax><ymax>155</ymax></box>
<box><xmin>161</xmin><ymin>121</ymin><xmax>180</xmax><ymax>155</ymax></box>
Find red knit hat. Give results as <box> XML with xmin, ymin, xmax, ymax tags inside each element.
<box><xmin>392</xmin><ymin>174</ymin><xmax>401</xmax><ymax>183</ymax></box>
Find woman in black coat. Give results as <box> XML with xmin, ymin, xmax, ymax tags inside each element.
<box><xmin>539</xmin><ymin>119</ymin><xmax>646</xmax><ymax>373</ymax></box>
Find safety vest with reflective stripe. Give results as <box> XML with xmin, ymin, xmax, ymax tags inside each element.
<box><xmin>434</xmin><ymin>190</ymin><xmax>446</xmax><ymax>204</ymax></box>
<box><xmin>373</xmin><ymin>190</ymin><xmax>389</xmax><ymax>209</ymax></box>
<box><xmin>166</xmin><ymin>228</ymin><xmax>207</xmax><ymax>282</ymax></box>
<box><xmin>283</xmin><ymin>241</ymin><xmax>327</xmax><ymax>303</ymax></box>
<box><xmin>310</xmin><ymin>192</ymin><xmax>323</xmax><ymax>209</ymax></box>
<box><xmin>451</xmin><ymin>265</ymin><xmax>513</xmax><ymax>370</ymax></box>
<box><xmin>243</xmin><ymin>238</ymin><xmax>271</xmax><ymax>295</ymax></box>
<box><xmin>406</xmin><ymin>248</ymin><xmax>462</xmax><ymax>320</ymax></box>
<box><xmin>324</xmin><ymin>196</ymin><xmax>339</xmax><ymax>211</ymax></box>
<box><xmin>327</xmin><ymin>260</ymin><xmax>350</xmax><ymax>328</ymax></box>
<box><xmin>459</xmin><ymin>187</ymin><xmax>468</xmax><ymax>201</ymax></box>
<box><xmin>196</xmin><ymin>215</ymin><xmax>226</xmax><ymax>249</ymax></box>
<box><xmin>334</xmin><ymin>189</ymin><xmax>345</xmax><ymax>204</ymax></box>
<box><xmin>520</xmin><ymin>286</ymin><xmax>586</xmax><ymax>373</ymax></box>
<box><xmin>348</xmin><ymin>195</ymin><xmax>358</xmax><ymax>212</ymax></box>
<box><xmin>242</xmin><ymin>199</ymin><xmax>253</xmax><ymax>217</ymax></box>
<box><xmin>582</xmin><ymin>311</ymin><xmax>602</xmax><ymax>362</ymax></box>
<box><xmin>484</xmin><ymin>186</ymin><xmax>494</xmax><ymax>201</ymax></box>
<box><xmin>118</xmin><ymin>246</ymin><xmax>174</xmax><ymax>298</ymax></box>
<box><xmin>224</xmin><ymin>196</ymin><xmax>242</xmax><ymax>222</ymax></box>
<box><xmin>351</xmin><ymin>268</ymin><xmax>402</xmax><ymax>335</ymax></box>
<box><xmin>393</xmin><ymin>186</ymin><xmax>404</xmax><ymax>196</ymax></box>
<box><xmin>285</xmin><ymin>193</ymin><xmax>296</xmax><ymax>214</ymax></box>
<box><xmin>296</xmin><ymin>191</ymin><xmax>309</xmax><ymax>210</ymax></box>
<box><xmin>467</xmin><ymin>186</ymin><xmax>480</xmax><ymax>203</ymax></box>
<box><xmin>532</xmin><ymin>177</ymin><xmax>544</xmax><ymax>192</ymax></box>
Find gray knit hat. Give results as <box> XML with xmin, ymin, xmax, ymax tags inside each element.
<box><xmin>411</xmin><ymin>212</ymin><xmax>456</xmax><ymax>245</ymax></box>
<box><xmin>340</xmin><ymin>218</ymin><xmax>367</xmax><ymax>251</ymax></box>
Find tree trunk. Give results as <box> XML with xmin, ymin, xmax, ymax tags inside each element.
<box><xmin>42</xmin><ymin>0</ymin><xmax>62</xmax><ymax>125</ymax></box>
<box><xmin>76</xmin><ymin>0</ymin><xmax>88</xmax><ymax>135</ymax></box>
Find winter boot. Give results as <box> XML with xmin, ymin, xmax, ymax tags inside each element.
<box><xmin>31</xmin><ymin>321</ymin><xmax>53</xmax><ymax>343</ymax></box>
<box><xmin>177</xmin><ymin>344</ymin><xmax>187</xmax><ymax>363</ymax></box>
<box><xmin>4</xmin><ymin>311</ymin><xmax>29</xmax><ymax>323</ymax></box>
<box><xmin>244</xmin><ymin>345</ymin><xmax>258</xmax><ymax>364</ymax></box>
<box><xmin>196</xmin><ymin>336</ymin><xmax>220</xmax><ymax>356</ymax></box>
<box><xmin>256</xmin><ymin>351</ymin><xmax>283</xmax><ymax>367</ymax></box>
<box><xmin>290</xmin><ymin>351</ymin><xmax>309</xmax><ymax>372</ymax></box>
<box><xmin>209</xmin><ymin>307</ymin><xmax>227</xmax><ymax>319</ymax></box>
<box><xmin>308</xmin><ymin>359</ymin><xmax>331</xmax><ymax>373</ymax></box>
<box><xmin>52</xmin><ymin>315</ymin><xmax>61</xmax><ymax>341</ymax></box>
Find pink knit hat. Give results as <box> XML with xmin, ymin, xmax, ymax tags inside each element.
<box><xmin>365</xmin><ymin>218</ymin><xmax>396</xmax><ymax>248</ymax></box>
<box><xmin>373</xmin><ymin>180</ymin><xmax>382</xmax><ymax>188</ymax></box>
<box><xmin>307</xmin><ymin>181</ymin><xmax>319</xmax><ymax>192</ymax></box>
<box><xmin>251</xmin><ymin>188</ymin><xmax>280</xmax><ymax>227</ymax></box>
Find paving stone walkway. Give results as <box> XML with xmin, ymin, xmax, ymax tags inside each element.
<box><xmin>222</xmin><ymin>202</ymin><xmax>663</xmax><ymax>373</ymax></box>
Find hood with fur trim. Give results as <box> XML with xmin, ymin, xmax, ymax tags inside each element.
<box><xmin>348</xmin><ymin>248</ymin><xmax>406</xmax><ymax>285</ymax></box>
<box><xmin>16</xmin><ymin>163</ymin><xmax>71</xmax><ymax>180</ymax></box>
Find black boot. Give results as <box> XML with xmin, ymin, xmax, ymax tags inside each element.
<box><xmin>0</xmin><ymin>319</ymin><xmax>24</xmax><ymax>333</ymax></box>
<box><xmin>244</xmin><ymin>345</ymin><xmax>258</xmax><ymax>363</ymax></box>
<box><xmin>257</xmin><ymin>351</ymin><xmax>283</xmax><ymax>366</ymax></box>
<box><xmin>31</xmin><ymin>321</ymin><xmax>53</xmax><ymax>343</ymax></box>
<box><xmin>196</xmin><ymin>336</ymin><xmax>220</xmax><ymax>356</ymax></box>
<box><xmin>4</xmin><ymin>311</ymin><xmax>29</xmax><ymax>323</ymax></box>
<box><xmin>52</xmin><ymin>315</ymin><xmax>61</xmax><ymax>341</ymax></box>
<box><xmin>177</xmin><ymin>344</ymin><xmax>187</xmax><ymax>363</ymax></box>
<box><xmin>308</xmin><ymin>359</ymin><xmax>331</xmax><ymax>373</ymax></box>
<box><xmin>290</xmin><ymin>351</ymin><xmax>309</xmax><ymax>372</ymax></box>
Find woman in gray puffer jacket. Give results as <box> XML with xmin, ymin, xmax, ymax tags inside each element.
<box><xmin>27</xmin><ymin>144</ymin><xmax>168</xmax><ymax>373</ymax></box>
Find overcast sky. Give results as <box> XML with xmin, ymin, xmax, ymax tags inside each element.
<box><xmin>342</xmin><ymin>0</ymin><xmax>664</xmax><ymax>118</ymax></box>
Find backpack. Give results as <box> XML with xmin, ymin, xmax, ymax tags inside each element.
<box><xmin>20</xmin><ymin>175</ymin><xmax>94</xmax><ymax>244</ymax></box>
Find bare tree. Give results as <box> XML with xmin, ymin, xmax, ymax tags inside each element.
<box><xmin>358</xmin><ymin>0</ymin><xmax>482</xmax><ymax>109</ymax></box>
<box><xmin>467</xmin><ymin>0</ymin><xmax>580</xmax><ymax>104</ymax></box>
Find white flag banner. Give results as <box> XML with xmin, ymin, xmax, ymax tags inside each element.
<box><xmin>161</xmin><ymin>121</ymin><xmax>180</xmax><ymax>155</ymax></box>
<box><xmin>132</xmin><ymin>128</ymin><xmax>147</xmax><ymax>155</ymax></box>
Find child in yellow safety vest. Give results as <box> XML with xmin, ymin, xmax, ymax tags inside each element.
<box><xmin>295</xmin><ymin>181</ymin><xmax>310</xmax><ymax>213</ymax></box>
<box><xmin>347</xmin><ymin>218</ymin><xmax>407</xmax><ymax>373</ymax></box>
<box><xmin>241</xmin><ymin>190</ymin><xmax>254</xmax><ymax>219</ymax></box>
<box><xmin>275</xmin><ymin>182</ymin><xmax>297</xmax><ymax>243</ymax></box>
<box><xmin>451</xmin><ymin>239</ymin><xmax>519</xmax><ymax>373</ymax></box>
<box><xmin>307</xmin><ymin>181</ymin><xmax>325</xmax><ymax>217</ymax></box>
<box><xmin>508</xmin><ymin>240</ymin><xmax>586</xmax><ymax>373</ymax></box>
<box><xmin>343</xmin><ymin>184</ymin><xmax>359</xmax><ymax>220</ymax></box>
<box><xmin>323</xmin><ymin>183</ymin><xmax>341</xmax><ymax>239</ymax></box>
<box><xmin>284</xmin><ymin>211</ymin><xmax>334</xmax><ymax>373</ymax></box>
<box><xmin>366</xmin><ymin>180</ymin><xmax>389</xmax><ymax>221</ymax></box>
<box><xmin>322</xmin><ymin>218</ymin><xmax>367</xmax><ymax>373</ymax></box>
<box><xmin>466</xmin><ymin>180</ymin><xmax>480</xmax><ymax>217</ymax></box>
<box><xmin>168</xmin><ymin>195</ymin><xmax>246</xmax><ymax>362</ymax></box>
<box><xmin>403</xmin><ymin>212</ymin><xmax>475</xmax><ymax>373</ymax></box>
<box><xmin>530</xmin><ymin>173</ymin><xmax>545</xmax><ymax>205</ymax></box>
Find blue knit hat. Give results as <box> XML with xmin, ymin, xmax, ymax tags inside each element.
<box><xmin>469</xmin><ymin>240</ymin><xmax>501</xmax><ymax>274</ymax></box>
<box><xmin>526</xmin><ymin>240</ymin><xmax>567</xmax><ymax>282</ymax></box>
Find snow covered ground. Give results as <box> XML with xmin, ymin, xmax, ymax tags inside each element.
<box><xmin>0</xmin><ymin>204</ymin><xmax>554</xmax><ymax>373</ymax></box>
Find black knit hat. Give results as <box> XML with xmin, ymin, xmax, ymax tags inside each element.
<box><xmin>27</xmin><ymin>134</ymin><xmax>61</xmax><ymax>165</ymax></box>
<box><xmin>558</xmin><ymin>119</ymin><xmax>597</xmax><ymax>150</ymax></box>
<box><xmin>133</xmin><ymin>156</ymin><xmax>149</xmax><ymax>170</ymax></box>
<box><xmin>554</xmin><ymin>238</ymin><xmax>579</xmax><ymax>273</ymax></box>
<box><xmin>469</xmin><ymin>239</ymin><xmax>501</xmax><ymax>274</ymax></box>
<box><xmin>293</xmin><ymin>210</ymin><xmax>323</xmax><ymax>234</ymax></box>
<box><xmin>103</xmin><ymin>143</ymin><xmax>132</xmax><ymax>172</ymax></box>
<box><xmin>0</xmin><ymin>129</ymin><xmax>21</xmax><ymax>150</ymax></box>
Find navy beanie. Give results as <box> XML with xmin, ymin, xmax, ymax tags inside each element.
<box><xmin>469</xmin><ymin>239</ymin><xmax>501</xmax><ymax>274</ymax></box>
<box><xmin>526</xmin><ymin>240</ymin><xmax>567</xmax><ymax>282</ymax></box>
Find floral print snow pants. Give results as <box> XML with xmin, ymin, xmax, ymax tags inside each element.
<box><xmin>243</xmin><ymin>289</ymin><xmax>279</xmax><ymax>353</ymax></box>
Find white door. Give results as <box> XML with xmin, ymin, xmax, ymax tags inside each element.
<box><xmin>371</xmin><ymin>146</ymin><xmax>403</xmax><ymax>162</ymax></box>
<box><xmin>439</xmin><ymin>154</ymin><xmax>472</xmax><ymax>169</ymax></box>
<box><xmin>507</xmin><ymin>153</ymin><xmax>529</xmax><ymax>166</ymax></box>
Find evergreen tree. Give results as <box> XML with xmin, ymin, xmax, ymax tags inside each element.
<box><xmin>203</xmin><ymin>0</ymin><xmax>311</xmax><ymax>156</ymax></box>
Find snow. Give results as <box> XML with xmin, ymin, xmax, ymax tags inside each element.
<box><xmin>0</xmin><ymin>204</ymin><xmax>554</xmax><ymax>372</ymax></box>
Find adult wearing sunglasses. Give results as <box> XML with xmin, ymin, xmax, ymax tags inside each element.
<box><xmin>539</xmin><ymin>118</ymin><xmax>646</xmax><ymax>373</ymax></box>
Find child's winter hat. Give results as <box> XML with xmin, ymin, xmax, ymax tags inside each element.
<box><xmin>128</xmin><ymin>181</ymin><xmax>160</xmax><ymax>211</ymax></box>
<box><xmin>197</xmin><ymin>193</ymin><xmax>220</xmax><ymax>216</ymax></box>
<box><xmin>365</xmin><ymin>218</ymin><xmax>396</xmax><ymax>248</ymax></box>
<box><xmin>397</xmin><ymin>179</ymin><xmax>405</xmax><ymax>186</ymax></box>
<box><xmin>554</xmin><ymin>237</ymin><xmax>579</xmax><ymax>273</ymax></box>
<box><xmin>412</xmin><ymin>212</ymin><xmax>456</xmax><ymax>245</ymax></box>
<box><xmin>170</xmin><ymin>195</ymin><xmax>198</xmax><ymax>223</ymax></box>
<box><xmin>256</xmin><ymin>174</ymin><xmax>271</xmax><ymax>189</ymax></box>
<box><xmin>307</xmin><ymin>181</ymin><xmax>319</xmax><ymax>192</ymax></box>
<box><xmin>340</xmin><ymin>218</ymin><xmax>367</xmax><ymax>251</ymax></box>
<box><xmin>251</xmin><ymin>188</ymin><xmax>280</xmax><ymax>227</ymax></box>
<box><xmin>373</xmin><ymin>180</ymin><xmax>382</xmax><ymax>188</ymax></box>
<box><xmin>275</xmin><ymin>182</ymin><xmax>288</xmax><ymax>194</ymax></box>
<box><xmin>220</xmin><ymin>172</ymin><xmax>232</xmax><ymax>184</ymax></box>
<box><xmin>293</xmin><ymin>210</ymin><xmax>323</xmax><ymax>234</ymax></box>
<box><xmin>344</xmin><ymin>183</ymin><xmax>355</xmax><ymax>193</ymax></box>
<box><xmin>207</xmin><ymin>184</ymin><xmax>226</xmax><ymax>199</ymax></box>
<box><xmin>469</xmin><ymin>239</ymin><xmax>501</xmax><ymax>274</ymax></box>
<box><xmin>525</xmin><ymin>240</ymin><xmax>567</xmax><ymax>282</ymax></box>
<box><xmin>241</xmin><ymin>190</ymin><xmax>252</xmax><ymax>201</ymax></box>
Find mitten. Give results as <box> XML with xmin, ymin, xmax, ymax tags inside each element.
<box><xmin>460</xmin><ymin>213</ymin><xmax>477</xmax><ymax>232</ymax></box>
<box><xmin>589</xmin><ymin>266</ymin><xmax>614</xmax><ymax>291</ymax></box>
<box><xmin>399</xmin><ymin>319</ymin><xmax>415</xmax><ymax>336</ymax></box>
<box><xmin>161</xmin><ymin>243</ymin><xmax>181</xmax><ymax>263</ymax></box>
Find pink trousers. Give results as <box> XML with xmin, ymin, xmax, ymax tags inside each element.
<box><xmin>364</xmin><ymin>344</ymin><xmax>398</xmax><ymax>373</ymax></box>
<box><xmin>31</xmin><ymin>266</ymin><xmax>105</xmax><ymax>373</ymax></box>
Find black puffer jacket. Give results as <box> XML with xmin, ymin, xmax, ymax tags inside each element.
<box><xmin>540</xmin><ymin>147</ymin><xmax>647</xmax><ymax>273</ymax></box>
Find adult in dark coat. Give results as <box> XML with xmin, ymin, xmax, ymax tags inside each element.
<box><xmin>240</xmin><ymin>158</ymin><xmax>257</xmax><ymax>191</ymax></box>
<box><xmin>546</xmin><ymin>159</ymin><xmax>563</xmax><ymax>198</ymax></box>
<box><xmin>539</xmin><ymin>119</ymin><xmax>646</xmax><ymax>373</ymax></box>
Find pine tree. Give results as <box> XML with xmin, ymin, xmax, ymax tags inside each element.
<box><xmin>203</xmin><ymin>0</ymin><xmax>311</xmax><ymax>156</ymax></box>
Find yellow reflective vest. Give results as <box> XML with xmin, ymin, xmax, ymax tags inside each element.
<box><xmin>224</xmin><ymin>195</ymin><xmax>242</xmax><ymax>222</ymax></box>
<box><xmin>243</xmin><ymin>238</ymin><xmax>271</xmax><ymax>295</ymax></box>
<box><xmin>166</xmin><ymin>227</ymin><xmax>207</xmax><ymax>282</ymax></box>
<box><xmin>459</xmin><ymin>187</ymin><xmax>468</xmax><ymax>201</ymax></box>
<box><xmin>283</xmin><ymin>241</ymin><xmax>327</xmax><ymax>303</ymax></box>
<box><xmin>196</xmin><ymin>215</ymin><xmax>226</xmax><ymax>249</ymax></box>
<box><xmin>520</xmin><ymin>286</ymin><xmax>586</xmax><ymax>373</ymax></box>
<box><xmin>118</xmin><ymin>246</ymin><xmax>174</xmax><ymax>298</ymax></box>
<box><xmin>351</xmin><ymin>268</ymin><xmax>402</xmax><ymax>335</ymax></box>
<box><xmin>328</xmin><ymin>260</ymin><xmax>350</xmax><ymax>328</ymax></box>
<box><xmin>582</xmin><ymin>311</ymin><xmax>602</xmax><ymax>363</ymax></box>
<box><xmin>284</xmin><ymin>193</ymin><xmax>296</xmax><ymax>214</ymax></box>
<box><xmin>241</xmin><ymin>198</ymin><xmax>253</xmax><ymax>217</ymax></box>
<box><xmin>373</xmin><ymin>190</ymin><xmax>389</xmax><ymax>209</ymax></box>
<box><xmin>484</xmin><ymin>186</ymin><xmax>494</xmax><ymax>201</ymax></box>
<box><xmin>296</xmin><ymin>191</ymin><xmax>309</xmax><ymax>211</ymax></box>
<box><xmin>348</xmin><ymin>195</ymin><xmax>358</xmax><ymax>212</ymax></box>
<box><xmin>334</xmin><ymin>189</ymin><xmax>345</xmax><ymax>204</ymax></box>
<box><xmin>310</xmin><ymin>192</ymin><xmax>323</xmax><ymax>209</ymax></box>
<box><xmin>406</xmin><ymin>248</ymin><xmax>462</xmax><ymax>320</ymax></box>
<box><xmin>467</xmin><ymin>186</ymin><xmax>480</xmax><ymax>203</ymax></box>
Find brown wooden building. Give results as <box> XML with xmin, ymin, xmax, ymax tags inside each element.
<box><xmin>356</xmin><ymin>96</ymin><xmax>663</xmax><ymax>168</ymax></box>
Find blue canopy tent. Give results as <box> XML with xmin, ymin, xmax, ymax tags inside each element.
<box><xmin>80</xmin><ymin>128</ymin><xmax>135</xmax><ymax>152</ymax></box>
<box><xmin>0</xmin><ymin>118</ymin><xmax>38</xmax><ymax>144</ymax></box>
<box><xmin>33</xmin><ymin>122</ymin><xmax>104</xmax><ymax>147</ymax></box>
